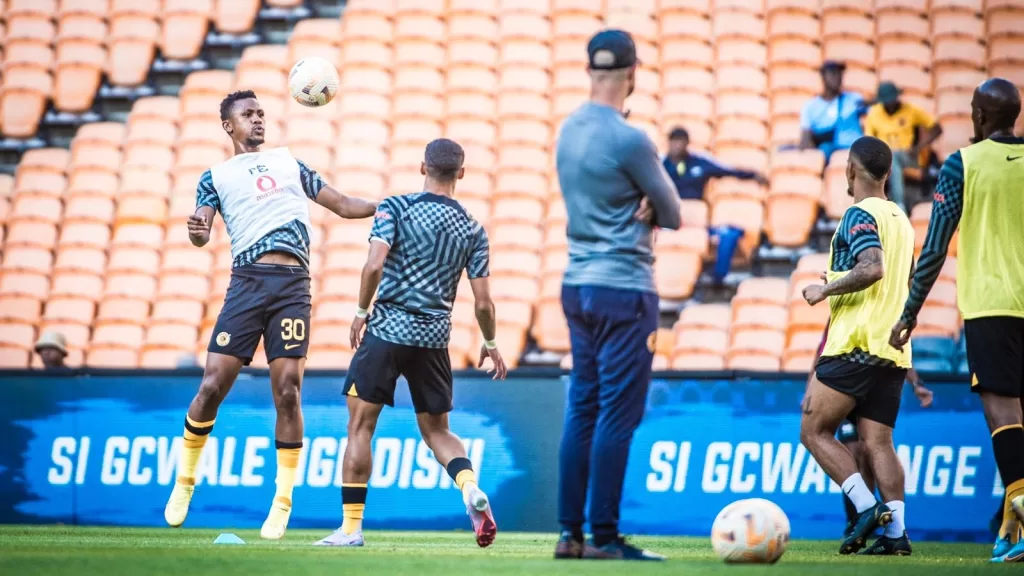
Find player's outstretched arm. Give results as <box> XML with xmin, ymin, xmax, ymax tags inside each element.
<box><xmin>469</xmin><ymin>276</ymin><xmax>507</xmax><ymax>380</ymax></box>
<box><xmin>350</xmin><ymin>240</ymin><xmax>388</xmax><ymax>349</ymax></box>
<box><xmin>187</xmin><ymin>206</ymin><xmax>215</xmax><ymax>248</ymax></box>
<box><xmin>315</xmin><ymin>185</ymin><xmax>378</xmax><ymax>219</ymax></box>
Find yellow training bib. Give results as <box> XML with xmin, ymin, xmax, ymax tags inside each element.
<box><xmin>823</xmin><ymin>197</ymin><xmax>915</xmax><ymax>367</ymax></box>
<box><xmin>958</xmin><ymin>139</ymin><xmax>1024</xmax><ymax>320</ymax></box>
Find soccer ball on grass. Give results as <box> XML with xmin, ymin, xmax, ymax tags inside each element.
<box><xmin>710</xmin><ymin>498</ymin><xmax>790</xmax><ymax>564</ymax></box>
<box><xmin>288</xmin><ymin>56</ymin><xmax>339</xmax><ymax>108</ymax></box>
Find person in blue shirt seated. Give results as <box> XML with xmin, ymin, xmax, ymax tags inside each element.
<box><xmin>662</xmin><ymin>127</ymin><xmax>768</xmax><ymax>200</ymax></box>
<box><xmin>799</xmin><ymin>61</ymin><xmax>865</xmax><ymax>161</ymax></box>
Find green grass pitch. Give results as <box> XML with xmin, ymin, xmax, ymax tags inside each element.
<box><xmin>0</xmin><ymin>526</ymin><xmax>1011</xmax><ymax>575</ymax></box>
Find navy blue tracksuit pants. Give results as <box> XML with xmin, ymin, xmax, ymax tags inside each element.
<box><xmin>557</xmin><ymin>284</ymin><xmax>659</xmax><ymax>538</ymax></box>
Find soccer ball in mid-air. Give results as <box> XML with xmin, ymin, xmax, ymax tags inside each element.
<box><xmin>710</xmin><ymin>498</ymin><xmax>790</xmax><ymax>564</ymax></box>
<box><xmin>288</xmin><ymin>57</ymin><xmax>339</xmax><ymax>107</ymax></box>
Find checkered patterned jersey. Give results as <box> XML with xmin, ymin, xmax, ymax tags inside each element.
<box><xmin>366</xmin><ymin>192</ymin><xmax>490</xmax><ymax>349</ymax></box>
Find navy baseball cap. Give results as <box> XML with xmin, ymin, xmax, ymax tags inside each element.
<box><xmin>587</xmin><ymin>29</ymin><xmax>638</xmax><ymax>70</ymax></box>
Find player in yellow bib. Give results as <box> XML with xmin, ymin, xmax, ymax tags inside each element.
<box><xmin>800</xmin><ymin>136</ymin><xmax>916</xmax><ymax>556</ymax></box>
<box><xmin>890</xmin><ymin>78</ymin><xmax>1024</xmax><ymax>563</ymax></box>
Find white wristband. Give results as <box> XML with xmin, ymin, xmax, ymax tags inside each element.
<box><xmin>483</xmin><ymin>339</ymin><xmax>497</xmax><ymax>350</ymax></box>
<box><xmin>355</xmin><ymin>307</ymin><xmax>368</xmax><ymax>319</ymax></box>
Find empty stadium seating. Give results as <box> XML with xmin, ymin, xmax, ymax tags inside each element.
<box><xmin>1</xmin><ymin>0</ymin><xmax>1015</xmax><ymax>371</ymax></box>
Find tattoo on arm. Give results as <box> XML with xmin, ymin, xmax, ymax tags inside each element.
<box><xmin>822</xmin><ymin>247</ymin><xmax>884</xmax><ymax>296</ymax></box>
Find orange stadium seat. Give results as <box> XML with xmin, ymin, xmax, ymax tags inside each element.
<box><xmin>676</xmin><ymin>303</ymin><xmax>731</xmax><ymax>332</ymax></box>
<box><xmin>671</xmin><ymin>351</ymin><xmax>725</xmax><ymax>371</ymax></box>
<box><xmin>19</xmin><ymin>148</ymin><xmax>71</xmax><ymax>175</ymax></box>
<box><xmin>0</xmin><ymin>295</ymin><xmax>43</xmax><ymax>323</ymax></box>
<box><xmin>533</xmin><ymin>299</ymin><xmax>570</xmax><ymax>353</ymax></box>
<box><xmin>3</xmin><ymin>246</ymin><xmax>53</xmax><ymax>275</ymax></box>
<box><xmin>213</xmin><ymin>0</ymin><xmax>259</xmax><ymax>34</ymax></box>
<box><xmin>54</xmin><ymin>246</ymin><xmax>106</xmax><ymax>275</ymax></box>
<box><xmin>0</xmin><ymin>346</ymin><xmax>31</xmax><ymax>368</ymax></box>
<box><xmin>4</xmin><ymin>40</ymin><xmax>54</xmax><ymax>71</ymax></box>
<box><xmin>15</xmin><ymin>168</ymin><xmax>67</xmax><ymax>198</ymax></box>
<box><xmin>290</xmin><ymin>19</ymin><xmax>343</xmax><ymax>67</ymax></box>
<box><xmin>933</xmin><ymin>38</ymin><xmax>986</xmax><ymax>69</ymax></box>
<box><xmin>104</xmin><ymin>271</ymin><xmax>158</xmax><ymax>302</ymax></box>
<box><xmin>10</xmin><ymin>193</ymin><xmax>62</xmax><ymax>226</ymax></box>
<box><xmin>1</xmin><ymin>66</ymin><xmax>52</xmax><ymax>137</ymax></box>
<box><xmin>86</xmin><ymin>347</ymin><xmax>140</xmax><ymax>368</ymax></box>
<box><xmin>674</xmin><ymin>327</ymin><xmax>729</xmax><ymax>357</ymax></box>
<box><xmin>43</xmin><ymin>296</ymin><xmax>94</xmax><ymax>325</ymax></box>
<box><xmin>108</xmin><ymin>14</ymin><xmax>159</xmax><ymax>86</ymax></box>
<box><xmin>95</xmin><ymin>297</ymin><xmax>149</xmax><ymax>325</ymax></box>
<box><xmin>0</xmin><ymin>320</ymin><xmax>36</xmax><ymax>350</ymax></box>
<box><xmin>877</xmin><ymin>10</ymin><xmax>929</xmax><ymax>40</ymax></box>
<box><xmin>875</xmin><ymin>0</ymin><xmax>928</xmax><ymax>12</ymax></box>
<box><xmin>161</xmin><ymin>0</ymin><xmax>211</xmax><ymax>61</ymax></box>
<box><xmin>107</xmin><ymin>246</ymin><xmax>159</xmax><ymax>276</ymax></box>
<box><xmin>730</xmin><ymin>331</ymin><xmax>785</xmax><ymax>367</ymax></box>
<box><xmin>733</xmin><ymin>277</ymin><xmax>789</xmax><ymax>309</ymax></box>
<box><xmin>71</xmin><ymin>145</ymin><xmax>121</xmax><ymax>175</ymax></box>
<box><xmin>51</xmin><ymin>270</ymin><xmax>104</xmax><ymax>301</ymax></box>
<box><xmin>0</xmin><ymin>271</ymin><xmax>50</xmax><ymax>300</ymax></box>
<box><xmin>6</xmin><ymin>220</ymin><xmax>59</xmax><ymax>249</ymax></box>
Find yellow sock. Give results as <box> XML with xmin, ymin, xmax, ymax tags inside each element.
<box><xmin>455</xmin><ymin>469</ymin><xmax>478</xmax><ymax>494</ymax></box>
<box><xmin>274</xmin><ymin>446</ymin><xmax>301</xmax><ymax>508</ymax></box>
<box><xmin>1000</xmin><ymin>478</ymin><xmax>1024</xmax><ymax>542</ymax></box>
<box><xmin>177</xmin><ymin>415</ymin><xmax>214</xmax><ymax>485</ymax></box>
<box><xmin>342</xmin><ymin>503</ymin><xmax>364</xmax><ymax>534</ymax></box>
<box><xmin>342</xmin><ymin>483</ymin><xmax>367</xmax><ymax>534</ymax></box>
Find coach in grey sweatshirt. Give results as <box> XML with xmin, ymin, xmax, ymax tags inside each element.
<box><xmin>553</xmin><ymin>29</ymin><xmax>681</xmax><ymax>562</ymax></box>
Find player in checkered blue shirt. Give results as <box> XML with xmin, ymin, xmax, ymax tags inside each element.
<box><xmin>317</xmin><ymin>139</ymin><xmax>507</xmax><ymax>550</ymax></box>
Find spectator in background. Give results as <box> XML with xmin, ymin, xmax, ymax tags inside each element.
<box><xmin>662</xmin><ymin>127</ymin><xmax>768</xmax><ymax>200</ymax></box>
<box><xmin>864</xmin><ymin>82</ymin><xmax>944</xmax><ymax>213</ymax></box>
<box><xmin>34</xmin><ymin>331</ymin><xmax>68</xmax><ymax>369</ymax></box>
<box><xmin>800</xmin><ymin>61</ymin><xmax>865</xmax><ymax>161</ymax></box>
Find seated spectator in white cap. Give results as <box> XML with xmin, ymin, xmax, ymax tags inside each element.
<box><xmin>34</xmin><ymin>331</ymin><xmax>68</xmax><ymax>369</ymax></box>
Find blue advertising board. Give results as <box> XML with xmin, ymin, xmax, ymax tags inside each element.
<box><xmin>0</xmin><ymin>370</ymin><xmax>1000</xmax><ymax>542</ymax></box>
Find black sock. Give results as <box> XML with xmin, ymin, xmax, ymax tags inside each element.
<box><xmin>992</xmin><ymin>425</ymin><xmax>1024</xmax><ymax>538</ymax></box>
<box><xmin>445</xmin><ymin>457</ymin><xmax>473</xmax><ymax>481</ymax></box>
<box><xmin>561</xmin><ymin>524</ymin><xmax>584</xmax><ymax>542</ymax></box>
<box><xmin>592</xmin><ymin>526</ymin><xmax>618</xmax><ymax>547</ymax></box>
<box><xmin>992</xmin><ymin>425</ymin><xmax>1024</xmax><ymax>488</ymax></box>
<box><xmin>843</xmin><ymin>495</ymin><xmax>857</xmax><ymax>524</ymax></box>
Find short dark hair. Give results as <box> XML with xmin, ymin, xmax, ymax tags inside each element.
<box><xmin>220</xmin><ymin>90</ymin><xmax>257</xmax><ymax>121</ymax></box>
<box><xmin>849</xmin><ymin>136</ymin><xmax>893</xmax><ymax>181</ymax></box>
<box><xmin>668</xmin><ymin>126</ymin><xmax>689</xmax><ymax>141</ymax></box>
<box><xmin>424</xmin><ymin>138</ymin><xmax>465</xmax><ymax>182</ymax></box>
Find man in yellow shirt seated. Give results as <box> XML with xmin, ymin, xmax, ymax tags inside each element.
<box><xmin>864</xmin><ymin>82</ymin><xmax>943</xmax><ymax>212</ymax></box>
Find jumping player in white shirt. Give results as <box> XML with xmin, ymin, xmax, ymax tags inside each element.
<box><xmin>163</xmin><ymin>90</ymin><xmax>377</xmax><ymax>539</ymax></box>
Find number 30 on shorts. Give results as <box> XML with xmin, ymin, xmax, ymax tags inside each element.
<box><xmin>280</xmin><ymin>318</ymin><xmax>306</xmax><ymax>341</ymax></box>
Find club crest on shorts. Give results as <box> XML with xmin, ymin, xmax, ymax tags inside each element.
<box><xmin>647</xmin><ymin>331</ymin><xmax>657</xmax><ymax>353</ymax></box>
<box><xmin>216</xmin><ymin>332</ymin><xmax>231</xmax><ymax>347</ymax></box>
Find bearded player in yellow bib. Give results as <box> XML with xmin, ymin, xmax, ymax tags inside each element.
<box><xmin>890</xmin><ymin>78</ymin><xmax>1024</xmax><ymax>563</ymax></box>
<box><xmin>799</xmin><ymin>136</ymin><xmax>916</xmax><ymax>556</ymax></box>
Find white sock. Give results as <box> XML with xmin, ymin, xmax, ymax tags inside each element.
<box><xmin>884</xmin><ymin>500</ymin><xmax>905</xmax><ymax>538</ymax></box>
<box><xmin>841</xmin><ymin>473</ymin><xmax>876</xmax><ymax>513</ymax></box>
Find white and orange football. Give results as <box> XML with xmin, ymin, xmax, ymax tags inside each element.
<box><xmin>710</xmin><ymin>498</ymin><xmax>790</xmax><ymax>564</ymax></box>
<box><xmin>288</xmin><ymin>56</ymin><xmax>339</xmax><ymax>108</ymax></box>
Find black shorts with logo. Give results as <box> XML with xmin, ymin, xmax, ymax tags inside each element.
<box><xmin>208</xmin><ymin>263</ymin><xmax>311</xmax><ymax>365</ymax></box>
<box><xmin>965</xmin><ymin>316</ymin><xmax>1024</xmax><ymax>399</ymax></box>
<box><xmin>815</xmin><ymin>356</ymin><xmax>907</xmax><ymax>428</ymax></box>
<box><xmin>343</xmin><ymin>332</ymin><xmax>453</xmax><ymax>414</ymax></box>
